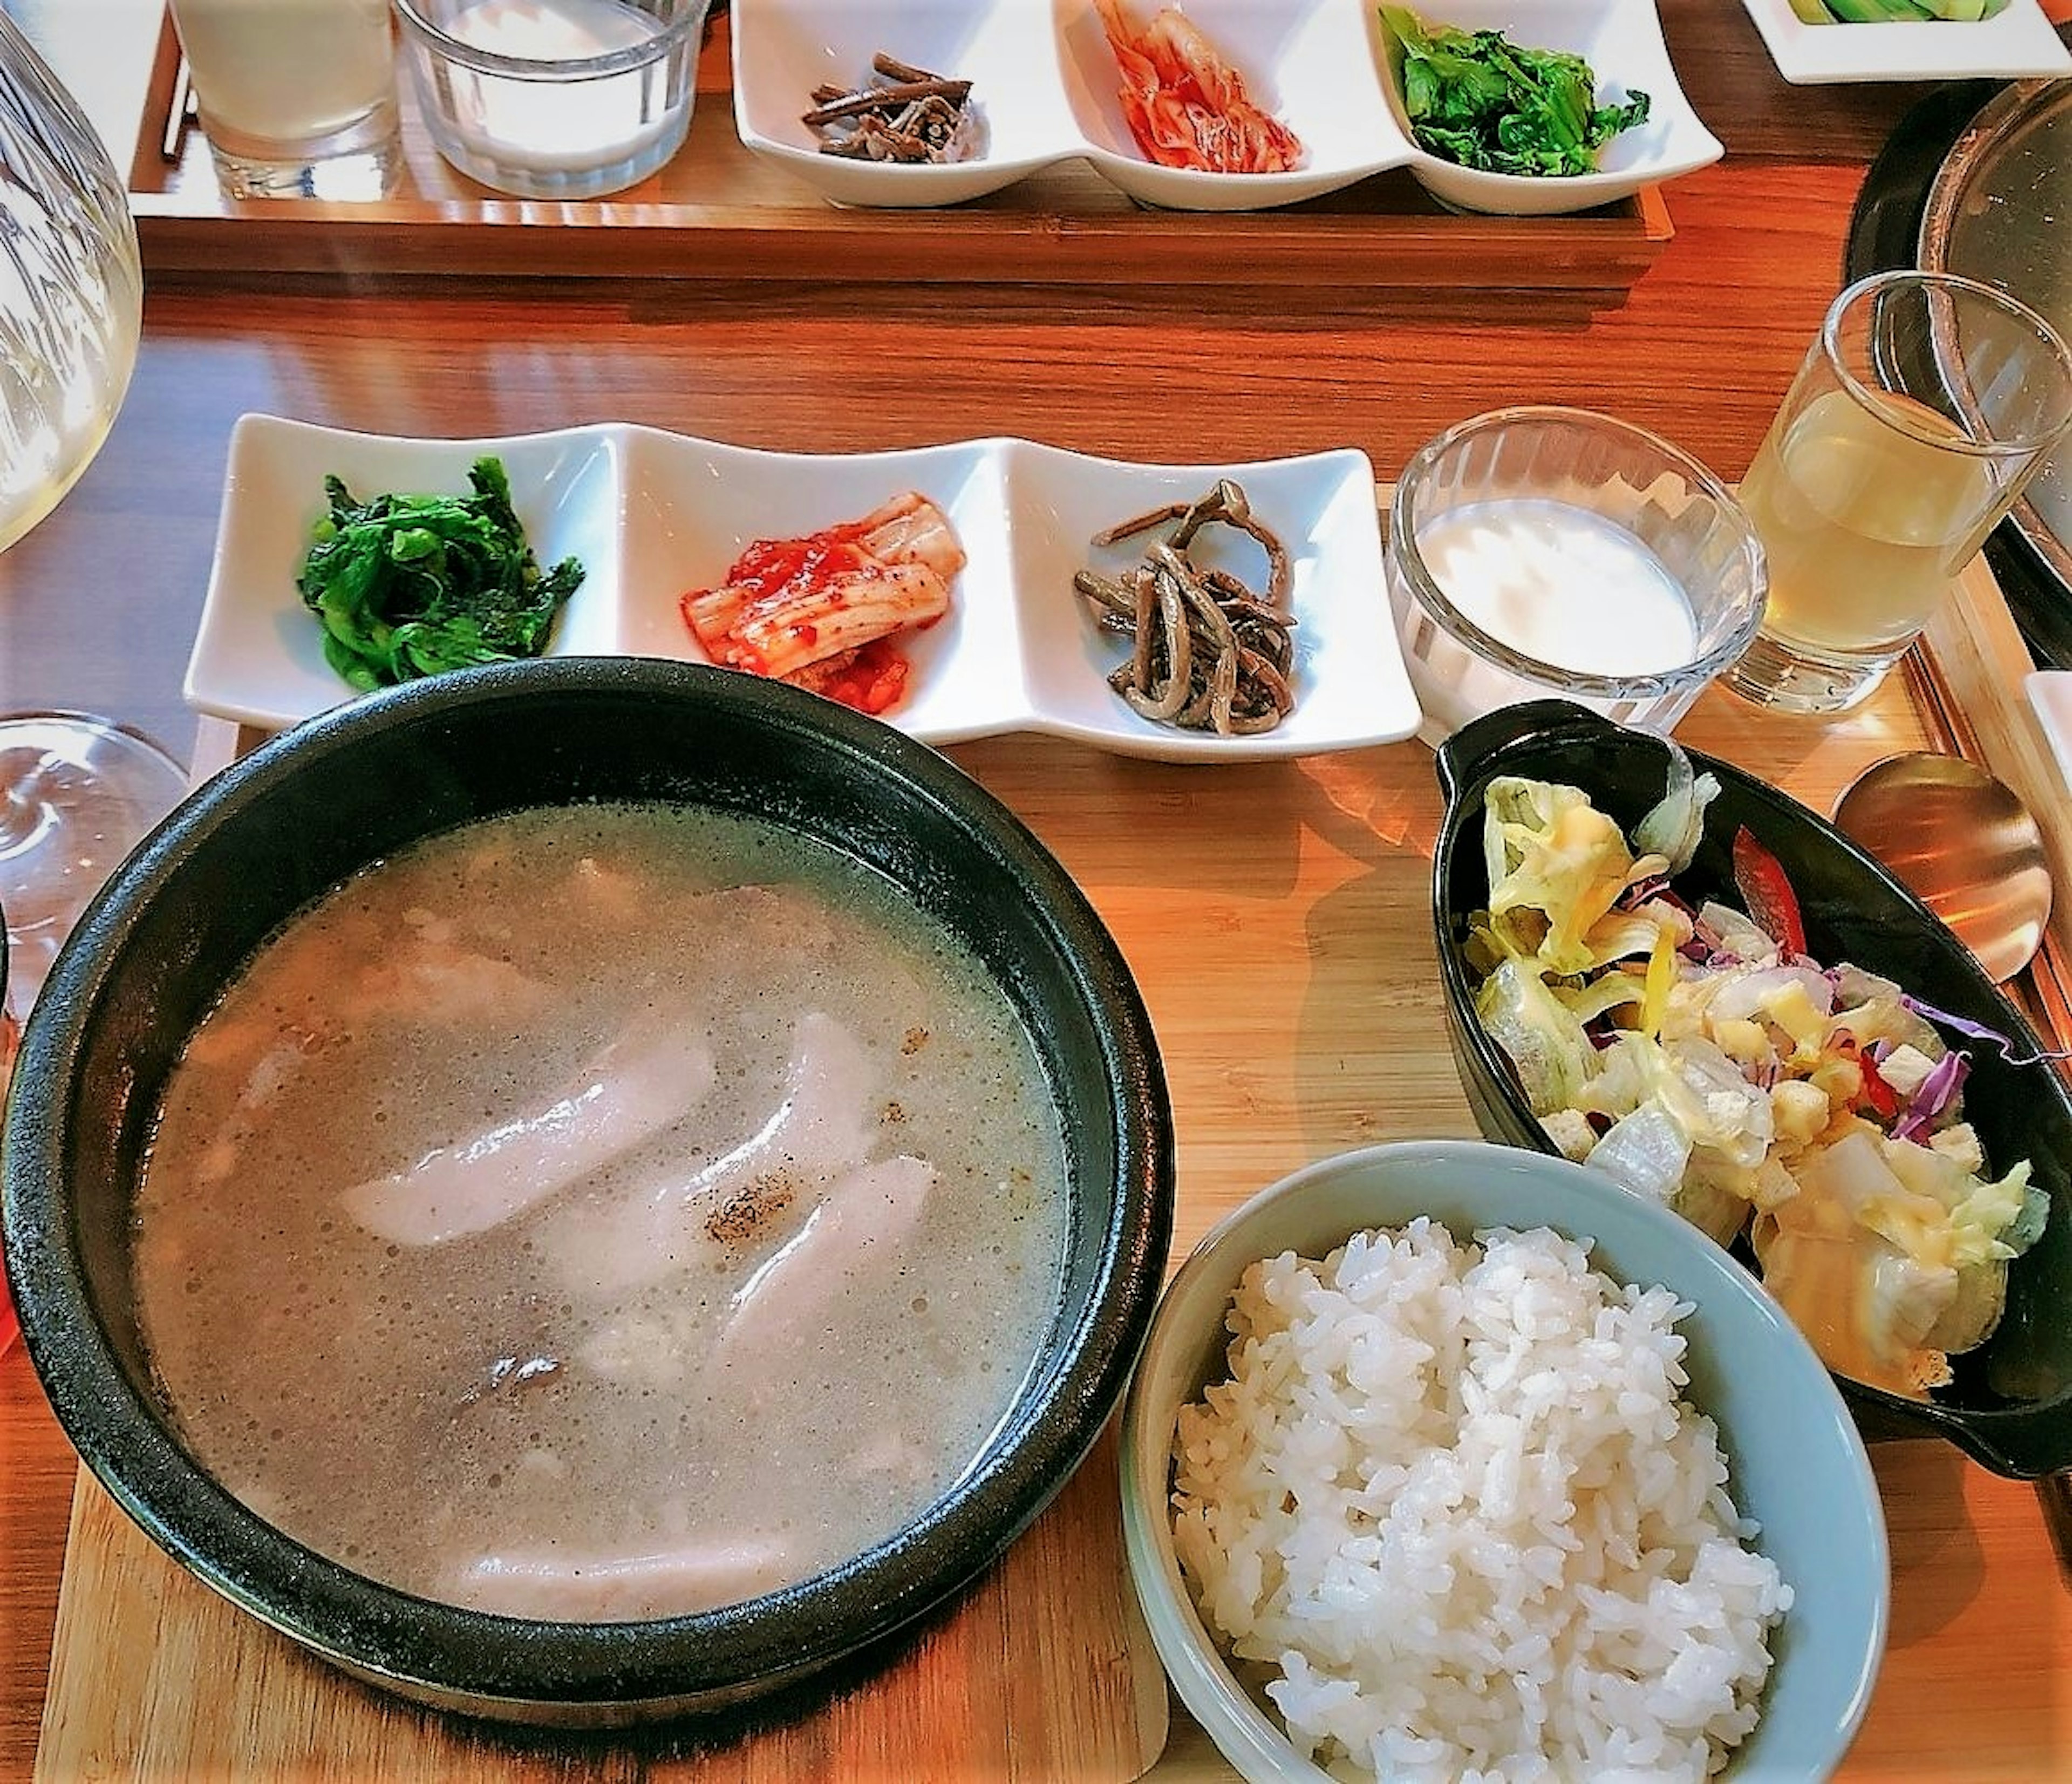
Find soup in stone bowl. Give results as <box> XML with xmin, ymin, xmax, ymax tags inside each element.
<box><xmin>1</xmin><ymin>656</ymin><xmax>1174</xmax><ymax>1725</ymax></box>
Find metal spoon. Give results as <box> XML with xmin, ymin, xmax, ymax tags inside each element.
<box><xmin>1833</xmin><ymin>752</ymin><xmax>2072</xmax><ymax>1562</ymax></box>
<box><xmin>1832</xmin><ymin>751</ymin><xmax>2053</xmax><ymax>986</ymax></box>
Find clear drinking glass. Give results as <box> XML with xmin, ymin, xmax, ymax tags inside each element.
<box><xmin>393</xmin><ymin>0</ymin><xmax>708</xmax><ymax>200</ymax></box>
<box><xmin>1387</xmin><ymin>406</ymin><xmax>1768</xmax><ymax>746</ymax></box>
<box><xmin>167</xmin><ymin>0</ymin><xmax>403</xmax><ymax>199</ymax></box>
<box><xmin>1725</xmin><ymin>270</ymin><xmax>2072</xmax><ymax>716</ymax></box>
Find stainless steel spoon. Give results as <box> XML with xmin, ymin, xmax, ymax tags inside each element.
<box><xmin>1832</xmin><ymin>751</ymin><xmax>2053</xmax><ymax>987</ymax></box>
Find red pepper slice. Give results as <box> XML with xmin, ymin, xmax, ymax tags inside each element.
<box><xmin>1857</xmin><ymin>1053</ymin><xmax>1901</xmax><ymax>1120</ymax></box>
<box><xmin>1830</xmin><ymin>1031</ymin><xmax>1900</xmax><ymax>1120</ymax></box>
<box><xmin>1732</xmin><ymin>826</ymin><xmax>1808</xmax><ymax>959</ymax></box>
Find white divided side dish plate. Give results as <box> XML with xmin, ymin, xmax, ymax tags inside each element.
<box><xmin>1738</xmin><ymin>0</ymin><xmax>2071</xmax><ymax>83</ymax></box>
<box><xmin>184</xmin><ymin>416</ymin><xmax>1421</xmax><ymax>764</ymax></box>
<box><xmin>731</xmin><ymin>0</ymin><xmax>1714</xmax><ymax>215</ymax></box>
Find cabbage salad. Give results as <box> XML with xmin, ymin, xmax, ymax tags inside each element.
<box><xmin>1464</xmin><ymin>767</ymin><xmax>2048</xmax><ymax>1399</ymax></box>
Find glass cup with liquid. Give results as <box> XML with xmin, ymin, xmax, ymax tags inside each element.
<box><xmin>393</xmin><ymin>0</ymin><xmax>708</xmax><ymax>201</ymax></box>
<box><xmin>1724</xmin><ymin>270</ymin><xmax>2072</xmax><ymax>716</ymax></box>
<box><xmin>167</xmin><ymin>0</ymin><xmax>403</xmax><ymax>199</ymax></box>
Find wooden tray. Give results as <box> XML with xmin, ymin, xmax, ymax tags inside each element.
<box><xmin>37</xmin><ymin>531</ymin><xmax>2070</xmax><ymax>1781</ymax></box>
<box><xmin>125</xmin><ymin>10</ymin><xmax>1673</xmax><ymax>290</ymax></box>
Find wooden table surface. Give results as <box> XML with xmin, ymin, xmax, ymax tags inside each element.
<box><xmin>4</xmin><ymin>2</ymin><xmax>2070</xmax><ymax>1778</ymax></box>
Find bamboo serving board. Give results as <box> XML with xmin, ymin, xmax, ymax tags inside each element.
<box><xmin>124</xmin><ymin>10</ymin><xmax>1672</xmax><ymax>290</ymax></box>
<box><xmin>35</xmin><ymin>544</ymin><xmax>2067</xmax><ymax>1782</ymax></box>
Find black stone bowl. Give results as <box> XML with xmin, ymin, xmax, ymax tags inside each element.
<box><xmin>1432</xmin><ymin>698</ymin><xmax>2072</xmax><ymax>1480</ymax></box>
<box><xmin>0</xmin><ymin>658</ymin><xmax>1174</xmax><ymax>1725</ymax></box>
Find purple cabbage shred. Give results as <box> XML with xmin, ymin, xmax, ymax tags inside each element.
<box><xmin>1893</xmin><ymin>1050</ymin><xmax>1970</xmax><ymax>1145</ymax></box>
<box><xmin>1899</xmin><ymin>992</ymin><xmax>2072</xmax><ymax>1068</ymax></box>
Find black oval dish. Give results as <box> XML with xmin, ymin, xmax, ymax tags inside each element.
<box><xmin>1</xmin><ymin>657</ymin><xmax>1175</xmax><ymax>1725</ymax></box>
<box><xmin>1432</xmin><ymin>699</ymin><xmax>2072</xmax><ymax>1479</ymax></box>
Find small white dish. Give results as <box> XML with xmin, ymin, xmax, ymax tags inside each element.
<box><xmin>1738</xmin><ymin>0</ymin><xmax>2071</xmax><ymax>84</ymax></box>
<box><xmin>1056</xmin><ymin>0</ymin><xmax>1415</xmax><ymax>213</ymax></box>
<box><xmin>184</xmin><ymin>417</ymin><xmax>1423</xmax><ymax>763</ymax></box>
<box><xmin>1380</xmin><ymin>0</ymin><xmax>1722</xmax><ymax>217</ymax></box>
<box><xmin>731</xmin><ymin>0</ymin><xmax>1076</xmax><ymax>208</ymax></box>
<box><xmin>618</xmin><ymin>429</ymin><xmax>1022</xmax><ymax>746</ymax></box>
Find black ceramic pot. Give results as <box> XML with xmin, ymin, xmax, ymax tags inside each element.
<box><xmin>1</xmin><ymin>657</ymin><xmax>1174</xmax><ymax>1725</ymax></box>
<box><xmin>1432</xmin><ymin>698</ymin><xmax>2072</xmax><ymax>1480</ymax></box>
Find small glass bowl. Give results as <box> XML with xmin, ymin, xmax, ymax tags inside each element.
<box><xmin>1388</xmin><ymin>406</ymin><xmax>1767</xmax><ymax>746</ymax></box>
<box><xmin>392</xmin><ymin>0</ymin><xmax>709</xmax><ymax>200</ymax></box>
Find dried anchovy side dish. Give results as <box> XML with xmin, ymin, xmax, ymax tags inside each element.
<box><xmin>1073</xmin><ymin>479</ymin><xmax>1297</xmax><ymax>737</ymax></box>
<box><xmin>802</xmin><ymin>55</ymin><xmax>984</xmax><ymax>164</ymax></box>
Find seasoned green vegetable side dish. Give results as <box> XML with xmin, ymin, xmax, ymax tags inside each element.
<box><xmin>1381</xmin><ymin>6</ymin><xmax>1651</xmax><ymax>179</ymax></box>
<box><xmin>1466</xmin><ymin>770</ymin><xmax>2048</xmax><ymax>1401</ymax></box>
<box><xmin>297</xmin><ymin>457</ymin><xmax>584</xmax><ymax>691</ymax></box>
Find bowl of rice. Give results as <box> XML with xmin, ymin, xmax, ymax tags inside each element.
<box><xmin>1119</xmin><ymin>1138</ymin><xmax>1889</xmax><ymax>1782</ymax></box>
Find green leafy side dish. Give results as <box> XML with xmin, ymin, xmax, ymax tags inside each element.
<box><xmin>1381</xmin><ymin>6</ymin><xmax>1652</xmax><ymax>179</ymax></box>
<box><xmin>297</xmin><ymin>457</ymin><xmax>585</xmax><ymax>692</ymax></box>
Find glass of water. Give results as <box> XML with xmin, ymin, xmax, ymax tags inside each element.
<box><xmin>1724</xmin><ymin>270</ymin><xmax>2072</xmax><ymax>716</ymax></box>
<box><xmin>394</xmin><ymin>0</ymin><xmax>710</xmax><ymax>200</ymax></box>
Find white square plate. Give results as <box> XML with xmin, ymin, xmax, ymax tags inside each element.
<box><xmin>1738</xmin><ymin>0</ymin><xmax>2071</xmax><ymax>83</ymax></box>
<box><xmin>1379</xmin><ymin>0</ymin><xmax>1722</xmax><ymax>216</ymax></box>
<box><xmin>183</xmin><ymin>416</ymin><xmax>1423</xmax><ymax>763</ymax></box>
<box><xmin>616</xmin><ymin>430</ymin><xmax>1021</xmax><ymax>745</ymax></box>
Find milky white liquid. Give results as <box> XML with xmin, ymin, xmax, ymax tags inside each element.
<box><xmin>169</xmin><ymin>0</ymin><xmax>394</xmax><ymax>146</ymax></box>
<box><xmin>132</xmin><ymin>804</ymin><xmax>1069</xmax><ymax>1620</ymax></box>
<box><xmin>440</xmin><ymin>0</ymin><xmax>678</xmax><ymax>175</ymax></box>
<box><xmin>1417</xmin><ymin>498</ymin><xmax>1699</xmax><ymax>675</ymax></box>
<box><xmin>1738</xmin><ymin>387</ymin><xmax>2000</xmax><ymax>656</ymax></box>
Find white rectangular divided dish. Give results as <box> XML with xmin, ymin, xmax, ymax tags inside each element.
<box><xmin>184</xmin><ymin>417</ymin><xmax>1421</xmax><ymax>764</ymax></box>
<box><xmin>733</xmin><ymin>0</ymin><xmax>1715</xmax><ymax>216</ymax></box>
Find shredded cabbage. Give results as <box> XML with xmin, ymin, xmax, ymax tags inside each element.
<box><xmin>1466</xmin><ymin>771</ymin><xmax>2049</xmax><ymax>1401</ymax></box>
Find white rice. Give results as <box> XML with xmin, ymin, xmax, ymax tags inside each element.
<box><xmin>1171</xmin><ymin>1219</ymin><xmax>1791</xmax><ymax>1783</ymax></box>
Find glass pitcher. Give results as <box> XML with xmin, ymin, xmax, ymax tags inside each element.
<box><xmin>0</xmin><ymin>6</ymin><xmax>145</xmax><ymax>554</ymax></box>
<box><xmin>1</xmin><ymin>11</ymin><xmax>154</xmax><ymax>1358</ymax></box>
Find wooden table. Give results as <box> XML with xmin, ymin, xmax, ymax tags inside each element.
<box><xmin>4</xmin><ymin>3</ymin><xmax>2070</xmax><ymax>1778</ymax></box>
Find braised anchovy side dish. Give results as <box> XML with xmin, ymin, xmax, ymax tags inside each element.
<box><xmin>803</xmin><ymin>55</ymin><xmax>984</xmax><ymax>164</ymax></box>
<box><xmin>1072</xmin><ymin>478</ymin><xmax>1297</xmax><ymax>737</ymax></box>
